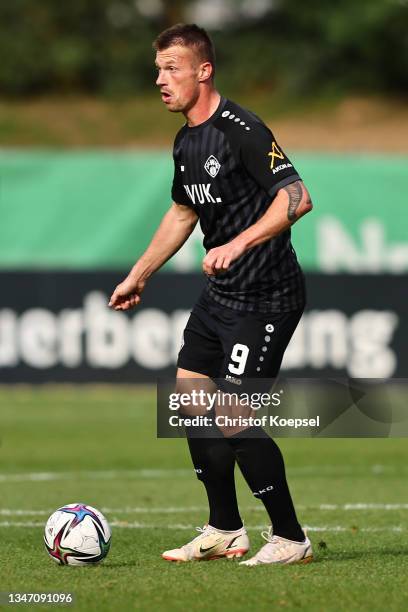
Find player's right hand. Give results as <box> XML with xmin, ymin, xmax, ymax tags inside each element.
<box><xmin>108</xmin><ymin>276</ymin><xmax>146</xmax><ymax>311</ymax></box>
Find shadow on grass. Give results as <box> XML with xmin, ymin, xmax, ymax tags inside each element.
<box><xmin>102</xmin><ymin>562</ymin><xmax>138</xmax><ymax>569</ymax></box>
<box><xmin>314</xmin><ymin>548</ymin><xmax>408</xmax><ymax>564</ymax></box>
<box><xmin>96</xmin><ymin>546</ymin><xmax>408</xmax><ymax>570</ymax></box>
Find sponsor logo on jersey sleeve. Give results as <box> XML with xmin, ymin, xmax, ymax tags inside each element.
<box><xmin>268</xmin><ymin>142</ymin><xmax>285</xmax><ymax>169</ymax></box>
<box><xmin>272</xmin><ymin>163</ymin><xmax>293</xmax><ymax>175</ymax></box>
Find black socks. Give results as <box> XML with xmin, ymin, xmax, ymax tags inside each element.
<box><xmin>185</xmin><ymin>425</ymin><xmax>304</xmax><ymax>541</ymax></box>
<box><xmin>228</xmin><ymin>427</ymin><xmax>305</xmax><ymax>542</ymax></box>
<box><xmin>186</xmin><ymin>429</ymin><xmax>243</xmax><ymax>531</ymax></box>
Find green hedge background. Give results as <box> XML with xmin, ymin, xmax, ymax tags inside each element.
<box><xmin>1</xmin><ymin>0</ymin><xmax>406</xmax><ymax>97</ymax></box>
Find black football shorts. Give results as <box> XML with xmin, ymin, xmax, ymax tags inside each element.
<box><xmin>177</xmin><ymin>290</ymin><xmax>303</xmax><ymax>391</ymax></box>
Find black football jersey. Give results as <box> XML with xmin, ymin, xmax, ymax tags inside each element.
<box><xmin>171</xmin><ymin>96</ymin><xmax>305</xmax><ymax>313</ymax></box>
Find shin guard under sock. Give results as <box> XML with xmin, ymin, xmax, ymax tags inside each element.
<box><xmin>186</xmin><ymin>428</ymin><xmax>243</xmax><ymax>531</ymax></box>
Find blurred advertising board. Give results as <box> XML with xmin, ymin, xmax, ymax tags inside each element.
<box><xmin>0</xmin><ymin>272</ymin><xmax>405</xmax><ymax>382</ymax></box>
<box><xmin>1</xmin><ymin>152</ymin><xmax>407</xmax><ymax>273</ymax></box>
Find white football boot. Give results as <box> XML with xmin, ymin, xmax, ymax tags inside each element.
<box><xmin>240</xmin><ymin>527</ymin><xmax>313</xmax><ymax>566</ymax></box>
<box><xmin>162</xmin><ymin>524</ymin><xmax>249</xmax><ymax>562</ymax></box>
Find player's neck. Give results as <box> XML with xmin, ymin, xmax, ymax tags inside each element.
<box><xmin>184</xmin><ymin>89</ymin><xmax>221</xmax><ymax>128</ymax></box>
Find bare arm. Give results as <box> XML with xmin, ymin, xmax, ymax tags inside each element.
<box><xmin>203</xmin><ymin>180</ymin><xmax>313</xmax><ymax>275</ymax></box>
<box><xmin>109</xmin><ymin>203</ymin><xmax>198</xmax><ymax>310</ymax></box>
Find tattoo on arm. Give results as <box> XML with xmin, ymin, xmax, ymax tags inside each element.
<box><xmin>284</xmin><ymin>181</ymin><xmax>303</xmax><ymax>221</ymax></box>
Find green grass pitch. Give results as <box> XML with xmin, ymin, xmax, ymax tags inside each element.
<box><xmin>0</xmin><ymin>386</ymin><xmax>407</xmax><ymax>612</ymax></box>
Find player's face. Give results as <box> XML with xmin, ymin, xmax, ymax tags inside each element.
<box><xmin>155</xmin><ymin>45</ymin><xmax>201</xmax><ymax>113</ymax></box>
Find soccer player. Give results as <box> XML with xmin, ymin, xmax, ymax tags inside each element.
<box><xmin>109</xmin><ymin>23</ymin><xmax>314</xmax><ymax>566</ymax></box>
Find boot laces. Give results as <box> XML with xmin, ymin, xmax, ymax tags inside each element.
<box><xmin>261</xmin><ymin>527</ymin><xmax>279</xmax><ymax>544</ymax></box>
<box><xmin>195</xmin><ymin>525</ymin><xmax>215</xmax><ymax>538</ymax></box>
<box><xmin>259</xmin><ymin>527</ymin><xmax>291</xmax><ymax>556</ymax></box>
<box><xmin>181</xmin><ymin>525</ymin><xmax>216</xmax><ymax>551</ymax></box>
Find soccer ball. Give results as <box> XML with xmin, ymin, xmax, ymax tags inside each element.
<box><xmin>44</xmin><ymin>503</ymin><xmax>111</xmax><ymax>566</ymax></box>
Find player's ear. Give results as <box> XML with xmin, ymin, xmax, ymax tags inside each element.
<box><xmin>198</xmin><ymin>61</ymin><xmax>213</xmax><ymax>83</ymax></box>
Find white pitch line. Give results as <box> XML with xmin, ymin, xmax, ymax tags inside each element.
<box><xmin>1</xmin><ymin>503</ymin><xmax>408</xmax><ymax>517</ymax></box>
<box><xmin>0</xmin><ymin>521</ymin><xmax>405</xmax><ymax>533</ymax></box>
<box><xmin>102</xmin><ymin>502</ymin><xmax>408</xmax><ymax>512</ymax></box>
<box><xmin>0</xmin><ymin>464</ymin><xmax>406</xmax><ymax>483</ymax></box>
<box><xmin>0</xmin><ymin>469</ymin><xmax>191</xmax><ymax>483</ymax></box>
<box><xmin>319</xmin><ymin>503</ymin><xmax>408</xmax><ymax>510</ymax></box>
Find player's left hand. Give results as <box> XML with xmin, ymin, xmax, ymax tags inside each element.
<box><xmin>202</xmin><ymin>240</ymin><xmax>245</xmax><ymax>276</ymax></box>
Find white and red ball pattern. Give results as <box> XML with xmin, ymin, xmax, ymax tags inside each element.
<box><xmin>44</xmin><ymin>503</ymin><xmax>111</xmax><ymax>566</ymax></box>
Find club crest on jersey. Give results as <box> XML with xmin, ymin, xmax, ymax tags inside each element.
<box><xmin>204</xmin><ymin>155</ymin><xmax>221</xmax><ymax>178</ymax></box>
